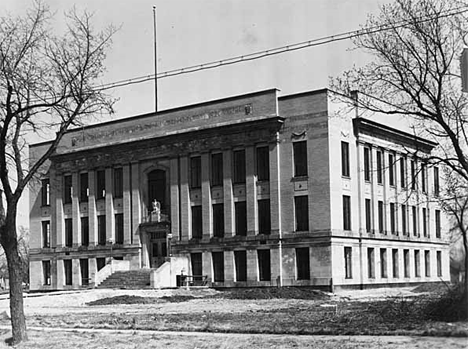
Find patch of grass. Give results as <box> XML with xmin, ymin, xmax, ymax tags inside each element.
<box><xmin>424</xmin><ymin>283</ymin><xmax>468</xmax><ymax>322</ymax></box>
<box><xmin>212</xmin><ymin>287</ymin><xmax>329</xmax><ymax>300</ymax></box>
<box><xmin>86</xmin><ymin>295</ymin><xmax>157</xmax><ymax>306</ymax></box>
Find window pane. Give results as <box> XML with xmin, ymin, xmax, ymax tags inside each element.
<box><xmin>295</xmin><ymin>196</ymin><xmax>309</xmax><ymax>231</ymax></box>
<box><xmin>258</xmin><ymin>199</ymin><xmax>271</xmax><ymax>235</ymax></box>
<box><xmin>296</xmin><ymin>248</ymin><xmax>310</xmax><ymax>280</ymax></box>
<box><xmin>115</xmin><ymin>213</ymin><xmax>124</xmax><ymax>244</ymax></box>
<box><xmin>65</xmin><ymin>218</ymin><xmax>73</xmax><ymax>247</ymax></box>
<box><xmin>235</xmin><ymin>201</ymin><xmax>247</xmax><ymax>236</ymax></box>
<box><xmin>81</xmin><ymin>217</ymin><xmax>89</xmax><ymax>246</ymax></box>
<box><xmin>376</xmin><ymin>151</ymin><xmax>383</xmax><ymax>184</ymax></box>
<box><xmin>233</xmin><ymin>150</ymin><xmax>246</xmax><ymax>184</ymax></box>
<box><xmin>392</xmin><ymin>249</ymin><xmax>399</xmax><ymax>278</ymax></box>
<box><xmin>341</xmin><ymin>141</ymin><xmax>350</xmax><ymax>177</ymax></box>
<box><xmin>80</xmin><ymin>173</ymin><xmax>88</xmax><ymax>202</ymax></box>
<box><xmin>211</xmin><ymin>153</ymin><xmax>223</xmax><ymax>186</ymax></box>
<box><xmin>190</xmin><ymin>157</ymin><xmax>201</xmax><ymax>189</ymax></box>
<box><xmin>389</xmin><ymin>154</ymin><xmax>395</xmax><ymax>186</ymax></box>
<box><xmin>364</xmin><ymin>147</ymin><xmax>370</xmax><ymax>181</ymax></box>
<box><xmin>114</xmin><ymin>168</ymin><xmax>123</xmax><ymax>198</ymax></box>
<box><xmin>96</xmin><ymin>170</ymin><xmax>106</xmax><ymax>200</ymax></box>
<box><xmin>344</xmin><ymin>247</ymin><xmax>352</xmax><ymax>279</ymax></box>
<box><xmin>365</xmin><ymin>199</ymin><xmax>371</xmax><ymax>233</ymax></box>
<box><xmin>98</xmin><ymin>215</ymin><xmax>106</xmax><ymax>245</ymax></box>
<box><xmin>256</xmin><ymin>146</ymin><xmax>270</xmax><ymax>181</ymax></box>
<box><xmin>212</xmin><ymin>204</ymin><xmax>224</xmax><ymax>238</ymax></box>
<box><xmin>343</xmin><ymin>196</ymin><xmax>351</xmax><ymax>231</ymax></box>
<box><xmin>42</xmin><ymin>221</ymin><xmax>50</xmax><ymax>248</ymax></box>
<box><xmin>380</xmin><ymin>248</ymin><xmax>387</xmax><ymax>278</ymax></box>
<box><xmin>234</xmin><ymin>251</ymin><xmax>247</xmax><ymax>282</ymax></box>
<box><xmin>63</xmin><ymin>175</ymin><xmax>72</xmax><ymax>204</ymax></box>
<box><xmin>212</xmin><ymin>252</ymin><xmax>224</xmax><ymax>282</ymax></box>
<box><xmin>191</xmin><ymin>206</ymin><xmax>202</xmax><ymax>239</ymax></box>
<box><xmin>41</xmin><ymin>179</ymin><xmax>50</xmax><ymax>206</ymax></box>
<box><xmin>258</xmin><ymin>250</ymin><xmax>271</xmax><ymax>281</ymax></box>
<box><xmin>368</xmin><ymin>248</ymin><xmax>375</xmax><ymax>278</ymax></box>
<box><xmin>293</xmin><ymin>141</ymin><xmax>308</xmax><ymax>177</ymax></box>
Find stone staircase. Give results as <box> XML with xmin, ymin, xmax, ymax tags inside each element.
<box><xmin>97</xmin><ymin>269</ymin><xmax>152</xmax><ymax>289</ymax></box>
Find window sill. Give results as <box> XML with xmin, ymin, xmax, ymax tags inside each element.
<box><xmin>292</xmin><ymin>175</ymin><xmax>308</xmax><ymax>181</ymax></box>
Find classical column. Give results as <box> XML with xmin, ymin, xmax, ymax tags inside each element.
<box><xmin>179</xmin><ymin>156</ymin><xmax>190</xmax><ymax>241</ymax></box>
<box><xmin>55</xmin><ymin>258</ymin><xmax>64</xmax><ymax>289</ymax></box>
<box><xmin>246</xmin><ymin>249</ymin><xmax>258</xmax><ymax>282</ymax></box>
<box><xmin>223</xmin><ymin>150</ymin><xmax>234</xmax><ymax>237</ymax></box>
<box><xmin>170</xmin><ymin>158</ymin><xmax>180</xmax><ymax>239</ymax></box>
<box><xmin>122</xmin><ymin>164</ymin><xmax>132</xmax><ymax>245</ymax></box>
<box><xmin>245</xmin><ymin>146</ymin><xmax>257</xmax><ymax>236</ymax></box>
<box><xmin>269</xmin><ymin>142</ymin><xmax>281</xmax><ymax>235</ymax></box>
<box><xmin>71</xmin><ymin>172</ymin><xmax>80</xmax><ymax>246</ymax></box>
<box><xmin>202</xmin><ymin>251</ymin><xmax>212</xmax><ymax>283</ymax></box>
<box><xmin>131</xmin><ymin>162</ymin><xmax>141</xmax><ymax>246</ymax></box>
<box><xmin>88</xmin><ymin>170</ymin><xmax>97</xmax><ymax>246</ymax></box>
<box><xmin>53</xmin><ymin>172</ymin><xmax>64</xmax><ymax>247</ymax></box>
<box><xmin>201</xmin><ymin>153</ymin><xmax>212</xmax><ymax>239</ymax></box>
<box><xmin>105</xmin><ymin>168</ymin><xmax>115</xmax><ymax>244</ymax></box>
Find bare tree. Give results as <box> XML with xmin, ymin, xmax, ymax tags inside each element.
<box><xmin>331</xmin><ymin>0</ymin><xmax>468</xmax><ymax>293</ymax></box>
<box><xmin>0</xmin><ymin>1</ymin><xmax>116</xmax><ymax>344</ymax></box>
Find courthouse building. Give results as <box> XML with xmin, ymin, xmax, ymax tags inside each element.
<box><xmin>29</xmin><ymin>88</ymin><xmax>450</xmax><ymax>290</ymax></box>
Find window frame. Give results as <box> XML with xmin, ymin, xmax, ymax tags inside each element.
<box><xmin>344</xmin><ymin>247</ymin><xmax>353</xmax><ymax>279</ymax></box>
<box><xmin>256</xmin><ymin>146</ymin><xmax>270</xmax><ymax>181</ymax></box>
<box><xmin>293</xmin><ymin>141</ymin><xmax>308</xmax><ymax>177</ymax></box>
<box><xmin>294</xmin><ymin>195</ymin><xmax>309</xmax><ymax>232</ymax></box>
<box><xmin>341</xmin><ymin>141</ymin><xmax>350</xmax><ymax>177</ymax></box>
<box><xmin>210</xmin><ymin>153</ymin><xmax>223</xmax><ymax>187</ymax></box>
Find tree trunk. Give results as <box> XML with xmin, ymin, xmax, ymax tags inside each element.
<box><xmin>1</xmin><ymin>222</ymin><xmax>28</xmax><ymax>345</ymax></box>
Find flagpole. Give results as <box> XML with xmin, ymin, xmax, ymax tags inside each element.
<box><xmin>153</xmin><ymin>6</ymin><xmax>158</xmax><ymax>112</ymax></box>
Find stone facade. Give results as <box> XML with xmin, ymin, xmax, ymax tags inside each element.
<box><xmin>29</xmin><ymin>88</ymin><xmax>450</xmax><ymax>291</ymax></box>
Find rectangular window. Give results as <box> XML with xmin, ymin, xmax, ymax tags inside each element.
<box><xmin>364</xmin><ymin>147</ymin><xmax>371</xmax><ymax>182</ymax></box>
<box><xmin>392</xmin><ymin>249</ymin><xmax>399</xmax><ymax>278</ymax></box>
<box><xmin>365</xmin><ymin>198</ymin><xmax>372</xmax><ymax>233</ymax></box>
<box><xmin>80</xmin><ymin>259</ymin><xmax>89</xmax><ymax>285</ymax></box>
<box><xmin>65</xmin><ymin>218</ymin><xmax>73</xmax><ymax>247</ymax></box>
<box><xmin>235</xmin><ymin>201</ymin><xmax>247</xmax><ymax>236</ymax></box>
<box><xmin>113</xmin><ymin>168</ymin><xmax>123</xmax><ymax>198</ymax></box>
<box><xmin>63</xmin><ymin>175</ymin><xmax>72</xmax><ymax>204</ymax></box>
<box><xmin>81</xmin><ymin>217</ymin><xmax>89</xmax><ymax>246</ymax></box>
<box><xmin>96</xmin><ymin>258</ymin><xmax>106</xmax><ymax>271</ymax></box>
<box><xmin>422</xmin><ymin>208</ymin><xmax>428</xmax><ymax>237</ymax></box>
<box><xmin>256</xmin><ymin>146</ymin><xmax>270</xmax><ymax>181</ymax></box>
<box><xmin>390</xmin><ymin>203</ymin><xmax>396</xmax><ymax>234</ymax></box>
<box><xmin>64</xmin><ymin>260</ymin><xmax>73</xmax><ymax>286</ymax></box>
<box><xmin>425</xmin><ymin>250</ymin><xmax>431</xmax><ymax>277</ymax></box>
<box><xmin>344</xmin><ymin>247</ymin><xmax>352</xmax><ymax>279</ymax></box>
<box><xmin>41</xmin><ymin>179</ymin><xmax>50</xmax><ymax>206</ymax></box>
<box><xmin>343</xmin><ymin>195</ymin><xmax>351</xmax><ymax>231</ymax></box>
<box><xmin>296</xmin><ymin>248</ymin><xmax>310</xmax><ymax>280</ymax></box>
<box><xmin>411</xmin><ymin>160</ymin><xmax>416</xmax><ymax>190</ymax></box>
<box><xmin>115</xmin><ymin>213</ymin><xmax>124</xmax><ymax>244</ymax></box>
<box><xmin>341</xmin><ymin>141</ymin><xmax>350</xmax><ymax>177</ymax></box>
<box><xmin>258</xmin><ymin>199</ymin><xmax>271</xmax><ymax>235</ymax></box>
<box><xmin>389</xmin><ymin>154</ymin><xmax>395</xmax><ymax>186</ymax></box>
<box><xmin>412</xmin><ymin>206</ymin><xmax>418</xmax><ymax>236</ymax></box>
<box><xmin>380</xmin><ymin>248</ymin><xmax>387</xmax><ymax>278</ymax></box>
<box><xmin>42</xmin><ymin>261</ymin><xmax>51</xmax><ymax>285</ymax></box>
<box><xmin>437</xmin><ymin>251</ymin><xmax>442</xmax><ymax>277</ymax></box>
<box><xmin>234</xmin><ymin>251</ymin><xmax>247</xmax><ymax>282</ymax></box>
<box><xmin>368</xmin><ymin>248</ymin><xmax>375</xmax><ymax>279</ymax></box>
<box><xmin>191</xmin><ymin>253</ymin><xmax>203</xmax><ymax>279</ymax></box>
<box><xmin>400</xmin><ymin>157</ymin><xmax>406</xmax><ymax>188</ymax></box>
<box><xmin>401</xmin><ymin>204</ymin><xmax>407</xmax><ymax>235</ymax></box>
<box><xmin>404</xmin><ymin>249</ymin><xmax>410</xmax><ymax>277</ymax></box>
<box><xmin>415</xmin><ymin>250</ymin><xmax>421</xmax><ymax>277</ymax></box>
<box><xmin>211</xmin><ymin>153</ymin><xmax>223</xmax><ymax>186</ymax></box>
<box><xmin>96</xmin><ymin>170</ymin><xmax>106</xmax><ymax>200</ymax></box>
<box><xmin>258</xmin><ymin>249</ymin><xmax>271</xmax><ymax>281</ymax></box>
<box><xmin>191</xmin><ymin>206</ymin><xmax>203</xmax><ymax>239</ymax></box>
<box><xmin>434</xmin><ymin>166</ymin><xmax>440</xmax><ymax>196</ymax></box>
<box><xmin>435</xmin><ymin>210</ymin><xmax>441</xmax><ymax>238</ymax></box>
<box><xmin>378</xmin><ymin>201</ymin><xmax>384</xmax><ymax>234</ymax></box>
<box><xmin>212</xmin><ymin>203</ymin><xmax>225</xmax><ymax>238</ymax></box>
<box><xmin>295</xmin><ymin>196</ymin><xmax>309</xmax><ymax>232</ymax></box>
<box><xmin>97</xmin><ymin>215</ymin><xmax>106</xmax><ymax>245</ymax></box>
<box><xmin>233</xmin><ymin>150</ymin><xmax>246</xmax><ymax>184</ymax></box>
<box><xmin>421</xmin><ymin>163</ymin><xmax>427</xmax><ymax>193</ymax></box>
<box><xmin>42</xmin><ymin>221</ymin><xmax>50</xmax><ymax>248</ymax></box>
<box><xmin>190</xmin><ymin>156</ymin><xmax>202</xmax><ymax>189</ymax></box>
<box><xmin>79</xmin><ymin>172</ymin><xmax>88</xmax><ymax>202</ymax></box>
<box><xmin>212</xmin><ymin>252</ymin><xmax>224</xmax><ymax>282</ymax></box>
<box><xmin>376</xmin><ymin>150</ymin><xmax>383</xmax><ymax>184</ymax></box>
<box><xmin>293</xmin><ymin>141</ymin><xmax>308</xmax><ymax>177</ymax></box>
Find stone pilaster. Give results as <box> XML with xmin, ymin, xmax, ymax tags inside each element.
<box><xmin>88</xmin><ymin>170</ymin><xmax>97</xmax><ymax>246</ymax></box>
<box><xmin>122</xmin><ymin>164</ymin><xmax>132</xmax><ymax>244</ymax></box>
<box><xmin>201</xmin><ymin>153</ymin><xmax>212</xmax><ymax>239</ymax></box>
<box><xmin>179</xmin><ymin>156</ymin><xmax>190</xmax><ymax>241</ymax></box>
<box><xmin>223</xmin><ymin>150</ymin><xmax>234</xmax><ymax>236</ymax></box>
<box><xmin>170</xmin><ymin>158</ymin><xmax>180</xmax><ymax>239</ymax></box>
<box><xmin>105</xmin><ymin>168</ymin><xmax>114</xmax><ymax>244</ymax></box>
<box><xmin>246</xmin><ymin>146</ymin><xmax>257</xmax><ymax>235</ymax></box>
<box><xmin>71</xmin><ymin>172</ymin><xmax>80</xmax><ymax>246</ymax></box>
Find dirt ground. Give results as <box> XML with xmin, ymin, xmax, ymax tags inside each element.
<box><xmin>0</xmin><ymin>287</ymin><xmax>465</xmax><ymax>348</ymax></box>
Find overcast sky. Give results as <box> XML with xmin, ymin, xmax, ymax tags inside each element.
<box><xmin>4</xmin><ymin>0</ymin><xmax>384</xmax><ymax>227</ymax></box>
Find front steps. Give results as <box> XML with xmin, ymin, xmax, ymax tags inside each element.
<box><xmin>97</xmin><ymin>269</ymin><xmax>152</xmax><ymax>289</ymax></box>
